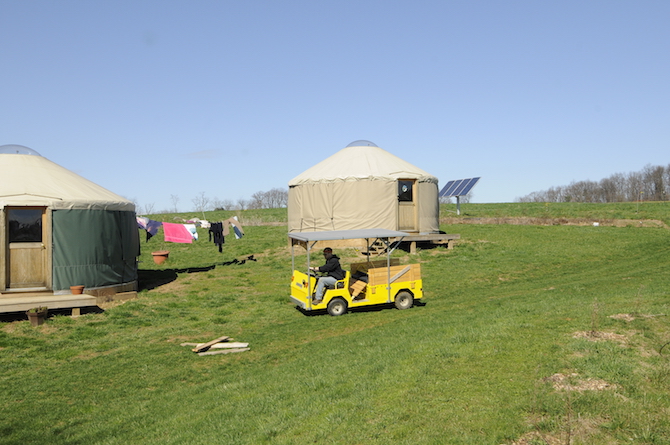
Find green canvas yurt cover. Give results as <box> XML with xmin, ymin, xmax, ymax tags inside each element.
<box><xmin>0</xmin><ymin>145</ymin><xmax>139</xmax><ymax>292</ymax></box>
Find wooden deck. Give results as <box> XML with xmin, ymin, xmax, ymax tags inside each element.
<box><xmin>0</xmin><ymin>290</ymin><xmax>137</xmax><ymax>314</ymax></box>
<box><xmin>0</xmin><ymin>292</ymin><xmax>97</xmax><ymax>313</ymax></box>
<box><xmin>397</xmin><ymin>233</ymin><xmax>460</xmax><ymax>254</ymax></box>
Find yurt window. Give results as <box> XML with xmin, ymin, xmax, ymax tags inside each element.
<box><xmin>398</xmin><ymin>180</ymin><xmax>414</xmax><ymax>202</ymax></box>
<box><xmin>8</xmin><ymin>208</ymin><xmax>43</xmax><ymax>243</ymax></box>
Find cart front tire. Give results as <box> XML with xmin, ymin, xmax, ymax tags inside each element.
<box><xmin>394</xmin><ymin>291</ymin><xmax>414</xmax><ymax>310</ymax></box>
<box><xmin>327</xmin><ymin>298</ymin><xmax>348</xmax><ymax>316</ymax></box>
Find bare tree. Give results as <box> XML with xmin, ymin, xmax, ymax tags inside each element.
<box><xmin>246</xmin><ymin>188</ymin><xmax>289</xmax><ymax>209</ymax></box>
<box><xmin>144</xmin><ymin>202</ymin><xmax>156</xmax><ymax>215</ymax></box>
<box><xmin>170</xmin><ymin>194</ymin><xmax>180</xmax><ymax>213</ymax></box>
<box><xmin>212</xmin><ymin>198</ymin><xmax>234</xmax><ymax>211</ymax></box>
<box><xmin>265</xmin><ymin>188</ymin><xmax>288</xmax><ymax>208</ymax></box>
<box><xmin>192</xmin><ymin>192</ymin><xmax>210</xmax><ymax>212</ymax></box>
<box><xmin>212</xmin><ymin>198</ymin><xmax>225</xmax><ymax>211</ymax></box>
<box><xmin>236</xmin><ymin>198</ymin><xmax>248</xmax><ymax>210</ymax></box>
<box><xmin>663</xmin><ymin>164</ymin><xmax>670</xmax><ymax>201</ymax></box>
<box><xmin>545</xmin><ymin>186</ymin><xmax>564</xmax><ymax>203</ymax></box>
<box><xmin>249</xmin><ymin>191</ymin><xmax>264</xmax><ymax>209</ymax></box>
<box><xmin>600</xmin><ymin>173</ymin><xmax>627</xmax><ymax>202</ymax></box>
<box><xmin>516</xmin><ymin>163</ymin><xmax>670</xmax><ymax>203</ymax></box>
<box><xmin>643</xmin><ymin>164</ymin><xmax>665</xmax><ymax>201</ymax></box>
<box><xmin>565</xmin><ymin>180</ymin><xmax>600</xmax><ymax>203</ymax></box>
<box><xmin>625</xmin><ymin>172</ymin><xmax>644</xmax><ymax>202</ymax></box>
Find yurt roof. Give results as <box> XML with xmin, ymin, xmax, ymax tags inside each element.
<box><xmin>288</xmin><ymin>140</ymin><xmax>438</xmax><ymax>186</ymax></box>
<box><xmin>0</xmin><ymin>145</ymin><xmax>135</xmax><ymax>211</ymax></box>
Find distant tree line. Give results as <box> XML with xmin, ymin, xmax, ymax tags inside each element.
<box><xmin>135</xmin><ymin>187</ymin><xmax>290</xmax><ymax>215</ymax></box>
<box><xmin>516</xmin><ymin>164</ymin><xmax>670</xmax><ymax>203</ymax></box>
<box><xmin>199</xmin><ymin>188</ymin><xmax>288</xmax><ymax>212</ymax></box>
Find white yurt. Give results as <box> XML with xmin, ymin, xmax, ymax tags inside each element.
<box><xmin>288</xmin><ymin>140</ymin><xmax>440</xmax><ymax>234</ymax></box>
<box><xmin>0</xmin><ymin>145</ymin><xmax>139</xmax><ymax>295</ymax></box>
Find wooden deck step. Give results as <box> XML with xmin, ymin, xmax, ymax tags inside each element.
<box><xmin>0</xmin><ymin>293</ymin><xmax>98</xmax><ymax>314</ymax></box>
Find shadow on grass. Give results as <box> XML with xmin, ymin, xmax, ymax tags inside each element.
<box><xmin>0</xmin><ymin>306</ymin><xmax>105</xmax><ymax>323</ymax></box>
<box><xmin>138</xmin><ymin>267</ymin><xmax>212</xmax><ymax>291</ymax></box>
<box><xmin>0</xmin><ymin>256</ymin><xmax>261</xmax><ymax>322</ymax></box>
<box><xmin>394</xmin><ymin>241</ymin><xmax>452</xmax><ymax>253</ymax></box>
<box><xmin>295</xmin><ymin>300</ymin><xmax>426</xmax><ymax>317</ymax></box>
<box><xmin>0</xmin><ymin>312</ymin><xmax>37</xmax><ymax>323</ymax></box>
<box><xmin>138</xmin><ymin>255</ymin><xmax>258</xmax><ymax>291</ymax></box>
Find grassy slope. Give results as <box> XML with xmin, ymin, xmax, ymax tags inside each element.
<box><xmin>1</xmin><ymin>203</ymin><xmax>669</xmax><ymax>444</ymax></box>
<box><xmin>442</xmin><ymin>200</ymin><xmax>670</xmax><ymax>224</ymax></box>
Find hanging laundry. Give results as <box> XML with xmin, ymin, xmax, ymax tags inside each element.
<box><xmin>230</xmin><ymin>216</ymin><xmax>244</xmax><ymax>239</ymax></box>
<box><xmin>181</xmin><ymin>218</ymin><xmax>211</xmax><ymax>229</ymax></box>
<box><xmin>146</xmin><ymin>219</ymin><xmax>162</xmax><ymax>240</ymax></box>
<box><xmin>184</xmin><ymin>224</ymin><xmax>198</xmax><ymax>240</ymax></box>
<box><xmin>209</xmin><ymin>222</ymin><xmax>225</xmax><ymax>253</ymax></box>
<box><xmin>136</xmin><ymin>216</ymin><xmax>149</xmax><ymax>229</ymax></box>
<box><xmin>222</xmin><ymin>217</ymin><xmax>245</xmax><ymax>239</ymax></box>
<box><xmin>137</xmin><ymin>217</ymin><xmax>163</xmax><ymax>242</ymax></box>
<box><xmin>163</xmin><ymin>222</ymin><xmax>193</xmax><ymax>243</ymax></box>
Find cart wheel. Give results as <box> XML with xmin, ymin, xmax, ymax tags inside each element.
<box><xmin>394</xmin><ymin>291</ymin><xmax>413</xmax><ymax>310</ymax></box>
<box><xmin>327</xmin><ymin>298</ymin><xmax>348</xmax><ymax>316</ymax></box>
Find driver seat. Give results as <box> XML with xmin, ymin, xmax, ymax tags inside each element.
<box><xmin>329</xmin><ymin>271</ymin><xmax>350</xmax><ymax>290</ymax></box>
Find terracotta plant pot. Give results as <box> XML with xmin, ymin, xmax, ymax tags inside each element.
<box><xmin>70</xmin><ymin>285</ymin><xmax>85</xmax><ymax>295</ymax></box>
<box><xmin>152</xmin><ymin>250</ymin><xmax>170</xmax><ymax>265</ymax></box>
<box><xmin>26</xmin><ymin>308</ymin><xmax>48</xmax><ymax>327</ymax></box>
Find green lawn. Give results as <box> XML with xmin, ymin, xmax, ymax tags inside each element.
<box><xmin>1</xmin><ymin>204</ymin><xmax>669</xmax><ymax>444</ymax></box>
<box><xmin>441</xmin><ymin>200</ymin><xmax>670</xmax><ymax>225</ymax></box>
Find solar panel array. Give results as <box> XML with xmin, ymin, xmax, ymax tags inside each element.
<box><xmin>439</xmin><ymin>177</ymin><xmax>480</xmax><ymax>197</ymax></box>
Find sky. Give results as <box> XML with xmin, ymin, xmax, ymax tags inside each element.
<box><xmin>2</xmin><ymin>1</ymin><xmax>669</xmax><ymax>213</ymax></box>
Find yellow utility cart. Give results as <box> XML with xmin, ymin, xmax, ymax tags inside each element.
<box><xmin>289</xmin><ymin>229</ymin><xmax>423</xmax><ymax>316</ymax></box>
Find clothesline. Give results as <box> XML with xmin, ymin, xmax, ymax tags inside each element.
<box><xmin>136</xmin><ymin>216</ymin><xmax>244</xmax><ymax>249</ymax></box>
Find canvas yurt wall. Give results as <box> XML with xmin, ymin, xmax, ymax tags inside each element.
<box><xmin>0</xmin><ymin>145</ymin><xmax>139</xmax><ymax>293</ymax></box>
<box><xmin>288</xmin><ymin>141</ymin><xmax>440</xmax><ymax>234</ymax></box>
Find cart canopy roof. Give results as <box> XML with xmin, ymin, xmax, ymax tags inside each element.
<box><xmin>288</xmin><ymin>229</ymin><xmax>409</xmax><ymax>243</ymax></box>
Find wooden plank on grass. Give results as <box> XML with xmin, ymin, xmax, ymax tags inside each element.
<box><xmin>181</xmin><ymin>342</ymin><xmax>249</xmax><ymax>349</ymax></box>
<box><xmin>203</xmin><ymin>342</ymin><xmax>248</xmax><ymax>349</ymax></box>
<box><xmin>197</xmin><ymin>348</ymin><xmax>250</xmax><ymax>356</ymax></box>
<box><xmin>192</xmin><ymin>335</ymin><xmax>230</xmax><ymax>352</ymax></box>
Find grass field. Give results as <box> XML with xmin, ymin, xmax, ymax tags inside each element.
<box><xmin>1</xmin><ymin>203</ymin><xmax>669</xmax><ymax>444</ymax></box>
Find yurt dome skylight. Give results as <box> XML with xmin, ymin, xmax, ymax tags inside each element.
<box><xmin>346</xmin><ymin>140</ymin><xmax>378</xmax><ymax>147</ymax></box>
<box><xmin>0</xmin><ymin>144</ymin><xmax>42</xmax><ymax>156</ymax></box>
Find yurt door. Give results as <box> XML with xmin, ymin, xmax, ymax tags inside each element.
<box><xmin>5</xmin><ymin>207</ymin><xmax>50</xmax><ymax>290</ymax></box>
<box><xmin>397</xmin><ymin>180</ymin><xmax>417</xmax><ymax>231</ymax></box>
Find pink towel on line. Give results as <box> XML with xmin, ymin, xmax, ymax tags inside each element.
<box><xmin>163</xmin><ymin>222</ymin><xmax>193</xmax><ymax>244</ymax></box>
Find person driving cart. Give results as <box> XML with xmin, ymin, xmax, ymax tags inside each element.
<box><xmin>309</xmin><ymin>247</ymin><xmax>345</xmax><ymax>304</ymax></box>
